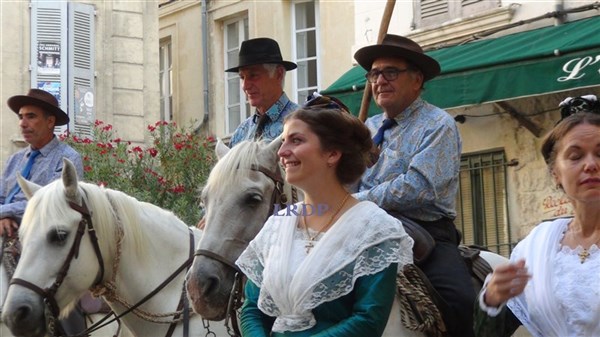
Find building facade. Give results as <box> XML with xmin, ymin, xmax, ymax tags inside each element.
<box><xmin>1</xmin><ymin>0</ymin><xmax>159</xmax><ymax>166</ymax></box>
<box><xmin>159</xmin><ymin>0</ymin><xmax>599</xmax><ymax>258</ymax></box>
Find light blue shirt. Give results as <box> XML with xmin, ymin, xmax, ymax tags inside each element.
<box><xmin>354</xmin><ymin>97</ymin><xmax>462</xmax><ymax>221</ymax></box>
<box><xmin>0</xmin><ymin>136</ymin><xmax>83</xmax><ymax>221</ymax></box>
<box><xmin>229</xmin><ymin>93</ymin><xmax>299</xmax><ymax>147</ymax></box>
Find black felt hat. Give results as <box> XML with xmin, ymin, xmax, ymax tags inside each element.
<box><xmin>225</xmin><ymin>37</ymin><xmax>297</xmax><ymax>73</ymax></box>
<box><xmin>8</xmin><ymin>88</ymin><xmax>69</xmax><ymax>125</ymax></box>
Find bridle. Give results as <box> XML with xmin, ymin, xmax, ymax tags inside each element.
<box><xmin>194</xmin><ymin>162</ymin><xmax>296</xmax><ymax>337</ymax></box>
<box><xmin>10</xmin><ymin>198</ymin><xmax>104</xmax><ymax>337</ymax></box>
<box><xmin>9</xmin><ymin>194</ymin><xmax>199</xmax><ymax>337</ymax></box>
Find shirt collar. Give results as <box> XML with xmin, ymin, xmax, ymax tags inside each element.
<box><xmin>30</xmin><ymin>136</ymin><xmax>59</xmax><ymax>157</ymax></box>
<box><xmin>386</xmin><ymin>97</ymin><xmax>424</xmax><ymax>123</ymax></box>
<box><xmin>254</xmin><ymin>92</ymin><xmax>292</xmax><ymax>122</ymax></box>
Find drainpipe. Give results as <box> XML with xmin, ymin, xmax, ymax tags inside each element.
<box><xmin>555</xmin><ymin>0</ymin><xmax>565</xmax><ymax>25</ymax></box>
<box><xmin>201</xmin><ymin>0</ymin><xmax>210</xmax><ymax>123</ymax></box>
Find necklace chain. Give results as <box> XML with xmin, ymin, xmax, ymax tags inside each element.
<box><xmin>565</xmin><ymin>222</ymin><xmax>600</xmax><ymax>263</ymax></box>
<box><xmin>302</xmin><ymin>194</ymin><xmax>350</xmax><ymax>253</ymax></box>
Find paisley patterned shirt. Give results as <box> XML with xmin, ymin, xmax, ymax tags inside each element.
<box><xmin>0</xmin><ymin>136</ymin><xmax>83</xmax><ymax>221</ymax></box>
<box><xmin>229</xmin><ymin>93</ymin><xmax>299</xmax><ymax>147</ymax></box>
<box><xmin>354</xmin><ymin>97</ymin><xmax>462</xmax><ymax>221</ymax></box>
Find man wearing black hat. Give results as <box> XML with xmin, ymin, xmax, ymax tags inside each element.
<box><xmin>0</xmin><ymin>88</ymin><xmax>86</xmax><ymax>333</ymax></box>
<box><xmin>226</xmin><ymin>37</ymin><xmax>299</xmax><ymax>147</ymax></box>
<box><xmin>353</xmin><ymin>35</ymin><xmax>474</xmax><ymax>337</ymax></box>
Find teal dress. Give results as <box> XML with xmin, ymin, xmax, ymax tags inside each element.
<box><xmin>240</xmin><ymin>263</ymin><xmax>398</xmax><ymax>337</ymax></box>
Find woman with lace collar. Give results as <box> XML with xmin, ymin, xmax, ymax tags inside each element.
<box><xmin>474</xmin><ymin>96</ymin><xmax>600</xmax><ymax>337</ymax></box>
<box><xmin>235</xmin><ymin>96</ymin><xmax>413</xmax><ymax>336</ymax></box>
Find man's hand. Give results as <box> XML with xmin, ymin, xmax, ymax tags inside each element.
<box><xmin>0</xmin><ymin>217</ymin><xmax>19</xmax><ymax>238</ymax></box>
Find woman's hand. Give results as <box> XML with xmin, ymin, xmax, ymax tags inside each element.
<box><xmin>484</xmin><ymin>259</ymin><xmax>531</xmax><ymax>307</ymax></box>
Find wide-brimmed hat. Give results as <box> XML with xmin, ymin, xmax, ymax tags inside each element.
<box><xmin>354</xmin><ymin>34</ymin><xmax>441</xmax><ymax>82</ymax></box>
<box><xmin>225</xmin><ymin>37</ymin><xmax>297</xmax><ymax>73</ymax></box>
<box><xmin>8</xmin><ymin>88</ymin><xmax>69</xmax><ymax>125</ymax></box>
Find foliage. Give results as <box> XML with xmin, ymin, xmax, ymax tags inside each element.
<box><xmin>61</xmin><ymin>120</ymin><xmax>215</xmax><ymax>226</ymax></box>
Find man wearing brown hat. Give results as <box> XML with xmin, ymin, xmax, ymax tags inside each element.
<box><xmin>353</xmin><ymin>35</ymin><xmax>474</xmax><ymax>337</ymax></box>
<box><xmin>0</xmin><ymin>88</ymin><xmax>85</xmax><ymax>333</ymax></box>
<box><xmin>226</xmin><ymin>37</ymin><xmax>299</xmax><ymax>147</ymax></box>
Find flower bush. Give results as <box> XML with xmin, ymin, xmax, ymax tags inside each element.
<box><xmin>61</xmin><ymin>120</ymin><xmax>215</xmax><ymax>225</ymax></box>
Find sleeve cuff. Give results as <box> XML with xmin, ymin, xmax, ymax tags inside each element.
<box><xmin>478</xmin><ymin>274</ymin><xmax>506</xmax><ymax>317</ymax></box>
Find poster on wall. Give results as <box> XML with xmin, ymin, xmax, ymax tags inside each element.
<box><xmin>37</xmin><ymin>82</ymin><xmax>61</xmax><ymax>103</ymax></box>
<box><xmin>37</xmin><ymin>42</ymin><xmax>61</xmax><ymax>75</ymax></box>
<box><xmin>74</xmin><ymin>85</ymin><xmax>94</xmax><ymax>125</ymax></box>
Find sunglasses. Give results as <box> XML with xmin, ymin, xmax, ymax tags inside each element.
<box><xmin>303</xmin><ymin>93</ymin><xmax>351</xmax><ymax>113</ymax></box>
<box><xmin>557</xmin><ymin>95</ymin><xmax>600</xmax><ymax>124</ymax></box>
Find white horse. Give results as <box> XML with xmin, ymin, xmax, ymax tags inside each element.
<box><xmin>1</xmin><ymin>159</ymin><xmax>207</xmax><ymax>337</ymax></box>
<box><xmin>186</xmin><ymin>138</ymin><xmax>510</xmax><ymax>337</ymax></box>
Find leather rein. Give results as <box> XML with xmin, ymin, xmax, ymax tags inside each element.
<box><xmin>194</xmin><ymin>162</ymin><xmax>294</xmax><ymax>337</ymax></box>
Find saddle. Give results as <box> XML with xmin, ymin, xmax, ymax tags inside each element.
<box><xmin>386</xmin><ymin>213</ymin><xmax>493</xmax><ymax>336</ymax></box>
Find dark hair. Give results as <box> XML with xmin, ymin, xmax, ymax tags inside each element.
<box><xmin>541</xmin><ymin>112</ymin><xmax>600</xmax><ymax>169</ymax></box>
<box><xmin>285</xmin><ymin>106</ymin><xmax>373</xmax><ymax>185</ymax></box>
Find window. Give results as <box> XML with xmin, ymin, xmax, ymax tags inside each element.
<box><xmin>159</xmin><ymin>39</ymin><xmax>173</xmax><ymax>122</ymax></box>
<box><xmin>455</xmin><ymin>150</ymin><xmax>515</xmax><ymax>257</ymax></box>
<box><xmin>31</xmin><ymin>1</ymin><xmax>95</xmax><ymax>137</ymax></box>
<box><xmin>224</xmin><ymin>17</ymin><xmax>249</xmax><ymax>135</ymax></box>
<box><xmin>293</xmin><ymin>1</ymin><xmax>319</xmax><ymax>104</ymax></box>
<box><xmin>413</xmin><ymin>0</ymin><xmax>498</xmax><ymax>29</ymax></box>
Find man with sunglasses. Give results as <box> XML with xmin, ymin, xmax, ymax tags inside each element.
<box><xmin>353</xmin><ymin>35</ymin><xmax>474</xmax><ymax>337</ymax></box>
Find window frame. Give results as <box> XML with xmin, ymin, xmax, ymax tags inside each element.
<box><xmin>223</xmin><ymin>16</ymin><xmax>249</xmax><ymax>135</ymax></box>
<box><xmin>291</xmin><ymin>0</ymin><xmax>320</xmax><ymax>104</ymax></box>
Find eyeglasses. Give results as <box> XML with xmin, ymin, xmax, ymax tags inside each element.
<box><xmin>365</xmin><ymin>67</ymin><xmax>410</xmax><ymax>83</ymax></box>
<box><xmin>303</xmin><ymin>93</ymin><xmax>351</xmax><ymax>113</ymax></box>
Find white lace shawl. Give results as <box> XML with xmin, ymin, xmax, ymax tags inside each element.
<box><xmin>235</xmin><ymin>201</ymin><xmax>413</xmax><ymax>333</ymax></box>
<box><xmin>507</xmin><ymin>218</ymin><xmax>600</xmax><ymax>337</ymax></box>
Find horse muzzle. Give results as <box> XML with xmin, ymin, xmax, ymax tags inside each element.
<box><xmin>2</xmin><ymin>290</ymin><xmax>46</xmax><ymax>337</ymax></box>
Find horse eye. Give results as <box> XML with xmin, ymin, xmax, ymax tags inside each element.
<box><xmin>244</xmin><ymin>193</ymin><xmax>263</xmax><ymax>206</ymax></box>
<box><xmin>48</xmin><ymin>230</ymin><xmax>69</xmax><ymax>245</ymax></box>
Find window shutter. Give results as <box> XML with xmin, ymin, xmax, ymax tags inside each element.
<box><xmin>415</xmin><ymin>0</ymin><xmax>450</xmax><ymax>27</ymax></box>
<box><xmin>30</xmin><ymin>1</ymin><xmax>67</xmax><ymax>135</ymax></box>
<box><xmin>68</xmin><ymin>2</ymin><xmax>95</xmax><ymax>138</ymax></box>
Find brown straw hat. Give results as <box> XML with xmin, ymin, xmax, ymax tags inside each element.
<box><xmin>8</xmin><ymin>88</ymin><xmax>69</xmax><ymax>125</ymax></box>
<box><xmin>225</xmin><ymin>37</ymin><xmax>297</xmax><ymax>73</ymax></box>
<box><xmin>354</xmin><ymin>34</ymin><xmax>441</xmax><ymax>82</ymax></box>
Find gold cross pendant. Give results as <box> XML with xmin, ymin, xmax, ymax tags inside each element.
<box><xmin>578</xmin><ymin>249</ymin><xmax>590</xmax><ymax>264</ymax></box>
<box><xmin>305</xmin><ymin>241</ymin><xmax>314</xmax><ymax>254</ymax></box>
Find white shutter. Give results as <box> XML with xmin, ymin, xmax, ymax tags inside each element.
<box><xmin>30</xmin><ymin>0</ymin><xmax>67</xmax><ymax>135</ymax></box>
<box><xmin>68</xmin><ymin>3</ymin><xmax>95</xmax><ymax>138</ymax></box>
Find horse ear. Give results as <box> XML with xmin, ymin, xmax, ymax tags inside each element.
<box><xmin>62</xmin><ymin>158</ymin><xmax>81</xmax><ymax>202</ymax></box>
<box><xmin>215</xmin><ymin>138</ymin><xmax>230</xmax><ymax>160</ymax></box>
<box><xmin>266</xmin><ymin>136</ymin><xmax>282</xmax><ymax>157</ymax></box>
<box><xmin>17</xmin><ymin>174</ymin><xmax>42</xmax><ymax>200</ymax></box>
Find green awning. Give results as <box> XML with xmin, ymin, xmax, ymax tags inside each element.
<box><xmin>322</xmin><ymin>16</ymin><xmax>600</xmax><ymax>116</ymax></box>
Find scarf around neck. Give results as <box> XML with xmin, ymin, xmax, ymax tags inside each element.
<box><xmin>236</xmin><ymin>201</ymin><xmax>413</xmax><ymax>332</ymax></box>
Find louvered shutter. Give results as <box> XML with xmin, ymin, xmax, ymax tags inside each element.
<box><xmin>30</xmin><ymin>1</ymin><xmax>68</xmax><ymax>135</ymax></box>
<box><xmin>68</xmin><ymin>3</ymin><xmax>95</xmax><ymax>138</ymax></box>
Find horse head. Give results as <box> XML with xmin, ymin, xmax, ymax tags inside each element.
<box><xmin>1</xmin><ymin>159</ymin><xmax>111</xmax><ymax>337</ymax></box>
<box><xmin>186</xmin><ymin>137</ymin><xmax>295</xmax><ymax>320</ymax></box>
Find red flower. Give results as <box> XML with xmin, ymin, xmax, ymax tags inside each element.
<box><xmin>148</xmin><ymin>148</ymin><xmax>158</xmax><ymax>157</ymax></box>
<box><xmin>84</xmin><ymin>166</ymin><xmax>92</xmax><ymax>172</ymax></box>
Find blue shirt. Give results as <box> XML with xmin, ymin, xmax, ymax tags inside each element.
<box><xmin>229</xmin><ymin>93</ymin><xmax>299</xmax><ymax>147</ymax></box>
<box><xmin>0</xmin><ymin>136</ymin><xmax>83</xmax><ymax>221</ymax></box>
<box><xmin>354</xmin><ymin>97</ymin><xmax>462</xmax><ymax>221</ymax></box>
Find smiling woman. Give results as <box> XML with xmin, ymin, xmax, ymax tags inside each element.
<box><xmin>234</xmin><ymin>96</ymin><xmax>414</xmax><ymax>337</ymax></box>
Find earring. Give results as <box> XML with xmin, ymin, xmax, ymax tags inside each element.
<box><xmin>327</xmin><ymin>162</ymin><xmax>333</xmax><ymax>168</ymax></box>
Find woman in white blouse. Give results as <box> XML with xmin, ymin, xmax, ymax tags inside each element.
<box><xmin>474</xmin><ymin>96</ymin><xmax>600</xmax><ymax>337</ymax></box>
